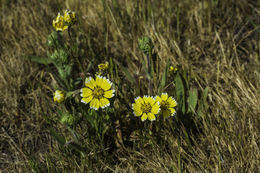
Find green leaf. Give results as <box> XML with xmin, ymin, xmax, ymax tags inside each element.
<box><xmin>65</xmin><ymin>141</ymin><xmax>86</xmax><ymax>154</ymax></box>
<box><xmin>49</xmin><ymin>127</ymin><xmax>66</xmax><ymax>146</ymax></box>
<box><xmin>203</xmin><ymin>87</ymin><xmax>209</xmax><ymax>106</ymax></box>
<box><xmin>174</xmin><ymin>73</ymin><xmax>185</xmax><ymax>114</ymax></box>
<box><xmin>187</xmin><ymin>88</ymin><xmax>198</xmax><ymax>113</ymax></box>
<box><xmin>26</xmin><ymin>56</ymin><xmax>53</xmax><ymax>65</ymax></box>
<box><xmin>109</xmin><ymin>57</ymin><xmax>114</xmax><ymax>77</ymax></box>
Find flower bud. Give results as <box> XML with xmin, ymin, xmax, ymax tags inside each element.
<box><xmin>60</xmin><ymin>113</ymin><xmax>76</xmax><ymax>126</ymax></box>
<box><xmin>53</xmin><ymin>90</ymin><xmax>65</xmax><ymax>103</ymax></box>
<box><xmin>138</xmin><ymin>36</ymin><xmax>154</xmax><ymax>54</ymax></box>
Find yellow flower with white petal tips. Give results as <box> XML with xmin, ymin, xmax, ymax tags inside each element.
<box><xmin>132</xmin><ymin>96</ymin><xmax>160</xmax><ymax>121</ymax></box>
<box><xmin>80</xmin><ymin>76</ymin><xmax>115</xmax><ymax>110</ymax></box>
<box><xmin>54</xmin><ymin>90</ymin><xmax>65</xmax><ymax>103</ymax></box>
<box><xmin>155</xmin><ymin>93</ymin><xmax>177</xmax><ymax>118</ymax></box>
<box><xmin>52</xmin><ymin>13</ymin><xmax>68</xmax><ymax>32</ymax></box>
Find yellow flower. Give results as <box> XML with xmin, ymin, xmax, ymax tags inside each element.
<box><xmin>81</xmin><ymin>76</ymin><xmax>115</xmax><ymax>110</ymax></box>
<box><xmin>63</xmin><ymin>9</ymin><xmax>76</xmax><ymax>25</ymax></box>
<box><xmin>155</xmin><ymin>93</ymin><xmax>177</xmax><ymax>118</ymax></box>
<box><xmin>54</xmin><ymin>90</ymin><xmax>65</xmax><ymax>103</ymax></box>
<box><xmin>98</xmin><ymin>62</ymin><xmax>109</xmax><ymax>71</ymax></box>
<box><xmin>132</xmin><ymin>96</ymin><xmax>160</xmax><ymax>121</ymax></box>
<box><xmin>169</xmin><ymin>66</ymin><xmax>178</xmax><ymax>73</ymax></box>
<box><xmin>52</xmin><ymin>13</ymin><xmax>68</xmax><ymax>32</ymax></box>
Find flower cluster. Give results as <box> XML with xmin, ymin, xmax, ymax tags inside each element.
<box><xmin>53</xmin><ymin>10</ymin><xmax>76</xmax><ymax>32</ymax></box>
<box><xmin>51</xmin><ymin>11</ymin><xmax>178</xmax><ymax>122</ymax></box>
<box><xmin>132</xmin><ymin>93</ymin><xmax>177</xmax><ymax>121</ymax></box>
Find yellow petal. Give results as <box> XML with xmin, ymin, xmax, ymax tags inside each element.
<box><xmin>90</xmin><ymin>98</ymin><xmax>100</xmax><ymax>110</ymax></box>
<box><xmin>63</xmin><ymin>25</ymin><xmax>68</xmax><ymax>31</ymax></box>
<box><xmin>161</xmin><ymin>93</ymin><xmax>168</xmax><ymax>101</ymax></box>
<box><xmin>135</xmin><ymin>96</ymin><xmax>144</xmax><ymax>104</ymax></box>
<box><xmin>141</xmin><ymin>113</ymin><xmax>147</xmax><ymax>121</ymax></box>
<box><xmin>155</xmin><ymin>96</ymin><xmax>162</xmax><ymax>103</ymax></box>
<box><xmin>143</xmin><ymin>96</ymin><xmax>149</xmax><ymax>103</ymax></box>
<box><xmin>81</xmin><ymin>88</ymin><xmax>93</xmax><ymax>98</ymax></box>
<box><xmin>148</xmin><ymin>97</ymin><xmax>155</xmax><ymax>105</ymax></box>
<box><xmin>85</xmin><ymin>77</ymin><xmax>96</xmax><ymax>89</ymax></box>
<box><xmin>169</xmin><ymin>108</ymin><xmax>176</xmax><ymax>116</ymax></box>
<box><xmin>100</xmin><ymin>98</ymin><xmax>110</xmax><ymax>108</ymax></box>
<box><xmin>134</xmin><ymin>109</ymin><xmax>142</xmax><ymax>116</ymax></box>
<box><xmin>100</xmin><ymin>77</ymin><xmax>112</xmax><ymax>91</ymax></box>
<box><xmin>81</xmin><ymin>95</ymin><xmax>93</xmax><ymax>104</ymax></box>
<box><xmin>147</xmin><ymin>113</ymin><xmax>156</xmax><ymax>121</ymax></box>
<box><xmin>168</xmin><ymin>97</ymin><xmax>177</xmax><ymax>107</ymax></box>
<box><xmin>104</xmin><ymin>90</ymin><xmax>114</xmax><ymax>98</ymax></box>
<box><xmin>133</xmin><ymin>103</ymin><xmax>142</xmax><ymax>116</ymax></box>
<box><xmin>96</xmin><ymin>76</ymin><xmax>103</xmax><ymax>86</ymax></box>
<box><xmin>95</xmin><ymin>99</ymin><xmax>101</xmax><ymax>110</ymax></box>
<box><xmin>151</xmin><ymin>102</ymin><xmax>160</xmax><ymax>114</ymax></box>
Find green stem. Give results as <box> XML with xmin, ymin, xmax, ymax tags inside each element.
<box><xmin>67</xmin><ymin>27</ymin><xmax>84</xmax><ymax>73</ymax></box>
<box><xmin>147</xmin><ymin>50</ymin><xmax>153</xmax><ymax>95</ymax></box>
<box><xmin>146</xmin><ymin>54</ymin><xmax>151</xmax><ymax>95</ymax></box>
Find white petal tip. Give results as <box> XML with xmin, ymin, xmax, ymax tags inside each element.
<box><xmin>81</xmin><ymin>100</ymin><xmax>87</xmax><ymax>104</ymax></box>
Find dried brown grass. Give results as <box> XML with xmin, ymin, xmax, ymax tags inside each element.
<box><xmin>0</xmin><ymin>0</ymin><xmax>259</xmax><ymax>172</ymax></box>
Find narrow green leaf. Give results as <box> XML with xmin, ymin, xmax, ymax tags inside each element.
<box><xmin>174</xmin><ymin>73</ymin><xmax>185</xmax><ymax>114</ymax></box>
<box><xmin>159</xmin><ymin>60</ymin><xmax>170</xmax><ymax>92</ymax></box>
<box><xmin>187</xmin><ymin>88</ymin><xmax>198</xmax><ymax>113</ymax></box>
<box><xmin>109</xmin><ymin>57</ymin><xmax>114</xmax><ymax>77</ymax></box>
<box><xmin>26</xmin><ymin>56</ymin><xmax>53</xmax><ymax>65</ymax></box>
<box><xmin>203</xmin><ymin>87</ymin><xmax>209</xmax><ymax>106</ymax></box>
<box><xmin>66</xmin><ymin>141</ymin><xmax>86</xmax><ymax>153</ymax></box>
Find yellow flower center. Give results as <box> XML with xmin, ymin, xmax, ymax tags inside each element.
<box><xmin>141</xmin><ymin>103</ymin><xmax>152</xmax><ymax>113</ymax></box>
<box><xmin>92</xmin><ymin>87</ymin><xmax>104</xmax><ymax>99</ymax></box>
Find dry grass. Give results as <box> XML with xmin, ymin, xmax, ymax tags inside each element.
<box><xmin>1</xmin><ymin>0</ymin><xmax>259</xmax><ymax>172</ymax></box>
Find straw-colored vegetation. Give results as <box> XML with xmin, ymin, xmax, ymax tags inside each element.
<box><xmin>1</xmin><ymin>0</ymin><xmax>259</xmax><ymax>172</ymax></box>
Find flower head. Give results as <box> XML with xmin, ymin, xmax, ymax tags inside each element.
<box><xmin>53</xmin><ymin>13</ymin><xmax>68</xmax><ymax>32</ymax></box>
<box><xmin>63</xmin><ymin>9</ymin><xmax>76</xmax><ymax>25</ymax></box>
<box><xmin>169</xmin><ymin>66</ymin><xmax>178</xmax><ymax>73</ymax></box>
<box><xmin>155</xmin><ymin>93</ymin><xmax>177</xmax><ymax>118</ymax></box>
<box><xmin>54</xmin><ymin>90</ymin><xmax>65</xmax><ymax>103</ymax></box>
<box><xmin>132</xmin><ymin>96</ymin><xmax>160</xmax><ymax>121</ymax></box>
<box><xmin>98</xmin><ymin>62</ymin><xmax>109</xmax><ymax>71</ymax></box>
<box><xmin>80</xmin><ymin>76</ymin><xmax>115</xmax><ymax>110</ymax></box>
